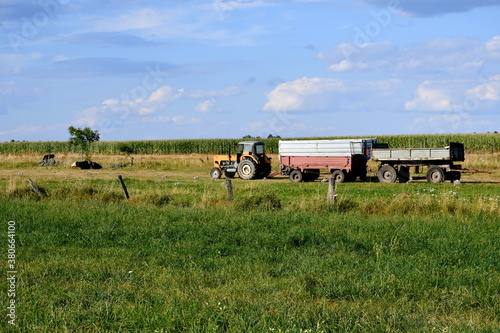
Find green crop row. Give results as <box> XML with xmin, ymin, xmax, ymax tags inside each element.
<box><xmin>1</xmin><ymin>133</ymin><xmax>498</xmax><ymax>155</ymax></box>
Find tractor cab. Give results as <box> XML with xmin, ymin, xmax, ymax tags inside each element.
<box><xmin>237</xmin><ymin>141</ymin><xmax>266</xmax><ymax>160</ymax></box>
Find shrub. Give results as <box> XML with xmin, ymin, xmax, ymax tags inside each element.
<box><xmin>236</xmin><ymin>193</ymin><xmax>282</xmax><ymax>210</ymax></box>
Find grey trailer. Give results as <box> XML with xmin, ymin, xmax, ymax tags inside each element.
<box><xmin>371</xmin><ymin>142</ymin><xmax>465</xmax><ymax>183</ymax></box>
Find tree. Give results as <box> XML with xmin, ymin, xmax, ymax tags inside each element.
<box><xmin>68</xmin><ymin>126</ymin><xmax>100</xmax><ymax>161</ymax></box>
<box><xmin>242</xmin><ymin>134</ymin><xmax>262</xmax><ymax>139</ymax></box>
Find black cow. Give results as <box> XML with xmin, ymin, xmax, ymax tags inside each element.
<box><xmin>43</xmin><ymin>154</ymin><xmax>55</xmax><ymax>160</ymax></box>
<box><xmin>71</xmin><ymin>161</ymin><xmax>102</xmax><ymax>169</ymax></box>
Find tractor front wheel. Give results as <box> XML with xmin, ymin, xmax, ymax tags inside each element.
<box><xmin>210</xmin><ymin>167</ymin><xmax>222</xmax><ymax>179</ymax></box>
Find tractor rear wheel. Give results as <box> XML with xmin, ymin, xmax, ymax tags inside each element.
<box><xmin>238</xmin><ymin>159</ymin><xmax>257</xmax><ymax>180</ymax></box>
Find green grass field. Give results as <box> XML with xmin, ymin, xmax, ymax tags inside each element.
<box><xmin>0</xmin><ymin>152</ymin><xmax>499</xmax><ymax>332</ymax></box>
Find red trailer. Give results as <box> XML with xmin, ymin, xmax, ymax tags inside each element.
<box><xmin>278</xmin><ymin>139</ymin><xmax>377</xmax><ymax>182</ymax></box>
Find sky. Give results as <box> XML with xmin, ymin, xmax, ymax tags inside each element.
<box><xmin>1</xmin><ymin>0</ymin><xmax>499</xmax><ymax>141</ymax></box>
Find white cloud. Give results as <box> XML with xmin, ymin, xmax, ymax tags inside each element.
<box><xmin>263</xmin><ymin>77</ymin><xmax>345</xmax><ymax>111</ymax></box>
<box><xmin>405</xmin><ymin>81</ymin><xmax>454</xmax><ymax>111</ymax></box>
<box><xmin>263</xmin><ymin>76</ymin><xmax>400</xmax><ymax>112</ymax></box>
<box><xmin>319</xmin><ymin>37</ymin><xmax>500</xmax><ymax>76</ymax></box>
<box><xmin>319</xmin><ymin>41</ymin><xmax>394</xmax><ymax>72</ymax></box>
<box><xmin>75</xmin><ymin>85</ymin><xmax>183</xmax><ymax>127</ymax></box>
<box><xmin>171</xmin><ymin>116</ymin><xmax>202</xmax><ymax>124</ymax></box>
<box><xmin>74</xmin><ymin>84</ymin><xmax>234</xmax><ymax>131</ymax></box>
<box><xmin>87</xmin><ymin>8</ymin><xmax>177</xmax><ymax>33</ymax></box>
<box><xmin>406</xmin><ymin>76</ymin><xmax>500</xmax><ymax>112</ymax></box>
<box><xmin>141</xmin><ymin>115</ymin><xmax>201</xmax><ymax>124</ymax></box>
<box><xmin>486</xmin><ymin>36</ymin><xmax>500</xmax><ymax>53</ymax></box>
<box><xmin>408</xmin><ymin>113</ymin><xmax>491</xmax><ymax>134</ymax></box>
<box><xmin>137</xmin><ymin>86</ymin><xmax>184</xmax><ymax>115</ymax></box>
<box><xmin>81</xmin><ymin>3</ymin><xmax>273</xmax><ymax>45</ymax></box>
<box><xmin>196</xmin><ymin>99</ymin><xmax>216</xmax><ymax>113</ymax></box>
<box><xmin>466</xmin><ymin>80</ymin><xmax>500</xmax><ymax>101</ymax></box>
<box><xmin>77</xmin><ymin>85</ymin><xmax>239</xmax><ymax>126</ymax></box>
<box><xmin>327</xmin><ymin>60</ymin><xmax>369</xmax><ymax>72</ymax></box>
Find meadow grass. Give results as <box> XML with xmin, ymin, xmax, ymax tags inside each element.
<box><xmin>0</xmin><ymin>199</ymin><xmax>498</xmax><ymax>332</ymax></box>
<box><xmin>0</xmin><ymin>154</ymin><xmax>498</xmax><ymax>332</ymax></box>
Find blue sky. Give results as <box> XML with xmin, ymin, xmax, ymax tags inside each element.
<box><xmin>1</xmin><ymin>0</ymin><xmax>499</xmax><ymax>141</ymax></box>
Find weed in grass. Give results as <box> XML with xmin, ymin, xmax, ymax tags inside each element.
<box><xmin>326</xmin><ymin>198</ymin><xmax>358</xmax><ymax>213</ymax></box>
<box><xmin>141</xmin><ymin>193</ymin><xmax>173</xmax><ymax>206</ymax></box>
<box><xmin>235</xmin><ymin>192</ymin><xmax>282</xmax><ymax>210</ymax></box>
<box><xmin>7</xmin><ymin>187</ymin><xmax>44</xmax><ymax>200</ymax></box>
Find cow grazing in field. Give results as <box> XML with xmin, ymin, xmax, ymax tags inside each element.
<box><xmin>71</xmin><ymin>161</ymin><xmax>102</xmax><ymax>169</ymax></box>
<box><xmin>43</xmin><ymin>154</ymin><xmax>55</xmax><ymax>160</ymax></box>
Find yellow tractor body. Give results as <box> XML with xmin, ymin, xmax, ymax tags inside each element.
<box><xmin>211</xmin><ymin>141</ymin><xmax>272</xmax><ymax>180</ymax></box>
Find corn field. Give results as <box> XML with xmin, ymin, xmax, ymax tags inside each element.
<box><xmin>1</xmin><ymin>134</ymin><xmax>498</xmax><ymax>155</ymax></box>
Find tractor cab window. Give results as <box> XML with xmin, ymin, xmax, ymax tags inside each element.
<box><xmin>255</xmin><ymin>144</ymin><xmax>264</xmax><ymax>155</ymax></box>
<box><xmin>236</xmin><ymin>144</ymin><xmax>245</xmax><ymax>155</ymax></box>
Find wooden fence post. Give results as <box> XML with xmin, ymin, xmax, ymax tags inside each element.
<box><xmin>327</xmin><ymin>177</ymin><xmax>336</xmax><ymax>203</ymax></box>
<box><xmin>118</xmin><ymin>175</ymin><xmax>130</xmax><ymax>199</ymax></box>
<box><xmin>225</xmin><ymin>177</ymin><xmax>234</xmax><ymax>201</ymax></box>
<box><xmin>28</xmin><ymin>179</ymin><xmax>45</xmax><ymax>196</ymax></box>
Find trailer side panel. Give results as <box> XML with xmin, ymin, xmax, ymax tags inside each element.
<box><xmin>280</xmin><ymin>155</ymin><xmax>354</xmax><ymax>172</ymax></box>
<box><xmin>279</xmin><ymin>139</ymin><xmax>376</xmax><ymax>158</ymax></box>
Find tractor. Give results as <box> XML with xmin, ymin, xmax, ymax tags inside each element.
<box><xmin>210</xmin><ymin>141</ymin><xmax>272</xmax><ymax>180</ymax></box>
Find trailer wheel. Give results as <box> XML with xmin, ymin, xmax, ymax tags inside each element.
<box><xmin>289</xmin><ymin>169</ymin><xmax>303</xmax><ymax>182</ymax></box>
<box><xmin>331</xmin><ymin>170</ymin><xmax>346</xmax><ymax>183</ymax></box>
<box><xmin>210</xmin><ymin>167</ymin><xmax>222</xmax><ymax>179</ymax></box>
<box><xmin>426</xmin><ymin>167</ymin><xmax>445</xmax><ymax>183</ymax></box>
<box><xmin>378</xmin><ymin>165</ymin><xmax>397</xmax><ymax>183</ymax></box>
<box><xmin>237</xmin><ymin>159</ymin><xmax>257</xmax><ymax>180</ymax></box>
